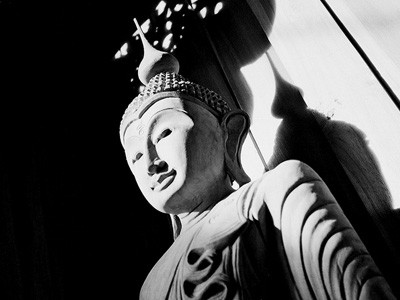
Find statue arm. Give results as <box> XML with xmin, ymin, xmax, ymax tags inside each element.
<box><xmin>244</xmin><ymin>160</ymin><xmax>395</xmax><ymax>300</ymax></box>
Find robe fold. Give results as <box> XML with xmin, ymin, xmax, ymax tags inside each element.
<box><xmin>140</xmin><ymin>160</ymin><xmax>395</xmax><ymax>300</ymax></box>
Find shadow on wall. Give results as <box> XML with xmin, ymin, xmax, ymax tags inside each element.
<box><xmin>313</xmin><ymin>109</ymin><xmax>400</xmax><ymax>239</ymax></box>
<box><xmin>191</xmin><ymin>0</ymin><xmax>276</xmax><ymax>118</ymax></box>
<box><xmin>266</xmin><ymin>59</ymin><xmax>400</xmax><ymax>296</ymax></box>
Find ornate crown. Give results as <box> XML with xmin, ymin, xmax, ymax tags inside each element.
<box><xmin>119</xmin><ymin>19</ymin><xmax>231</xmax><ymax>145</ymax></box>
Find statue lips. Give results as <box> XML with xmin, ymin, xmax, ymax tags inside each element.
<box><xmin>151</xmin><ymin>169</ymin><xmax>177</xmax><ymax>192</ymax></box>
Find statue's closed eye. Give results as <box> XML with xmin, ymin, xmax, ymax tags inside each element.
<box><xmin>132</xmin><ymin>152</ymin><xmax>143</xmax><ymax>165</ymax></box>
<box><xmin>154</xmin><ymin>128</ymin><xmax>172</xmax><ymax>144</ymax></box>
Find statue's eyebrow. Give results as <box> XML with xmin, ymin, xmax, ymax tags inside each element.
<box><xmin>124</xmin><ymin>108</ymin><xmax>190</xmax><ymax>146</ymax></box>
<box><xmin>146</xmin><ymin>108</ymin><xmax>192</xmax><ymax>141</ymax></box>
<box><xmin>145</xmin><ymin>107</ymin><xmax>187</xmax><ymax>121</ymax></box>
<box><xmin>145</xmin><ymin>109</ymin><xmax>173</xmax><ymax>138</ymax></box>
<box><xmin>145</xmin><ymin>107</ymin><xmax>189</xmax><ymax>127</ymax></box>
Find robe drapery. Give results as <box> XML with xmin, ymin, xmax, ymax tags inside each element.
<box><xmin>140</xmin><ymin>160</ymin><xmax>395</xmax><ymax>299</ymax></box>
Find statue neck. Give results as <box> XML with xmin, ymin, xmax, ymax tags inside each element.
<box><xmin>176</xmin><ymin>177</ymin><xmax>235</xmax><ymax>233</ymax></box>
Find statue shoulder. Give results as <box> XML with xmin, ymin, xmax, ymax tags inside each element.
<box><xmin>262</xmin><ymin>159</ymin><xmax>322</xmax><ymax>188</ymax></box>
<box><xmin>238</xmin><ymin>160</ymin><xmax>323</xmax><ymax>222</ymax></box>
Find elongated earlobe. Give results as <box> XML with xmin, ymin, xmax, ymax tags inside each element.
<box><xmin>221</xmin><ymin>110</ymin><xmax>251</xmax><ymax>186</ymax></box>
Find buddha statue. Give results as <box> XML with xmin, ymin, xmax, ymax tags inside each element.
<box><xmin>119</xmin><ymin>21</ymin><xmax>395</xmax><ymax>300</ymax></box>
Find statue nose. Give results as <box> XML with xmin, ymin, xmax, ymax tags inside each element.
<box><xmin>147</xmin><ymin>158</ymin><xmax>167</xmax><ymax>176</ymax></box>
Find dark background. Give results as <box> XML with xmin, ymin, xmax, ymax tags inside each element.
<box><xmin>1</xmin><ymin>1</ymin><xmax>173</xmax><ymax>298</ymax></box>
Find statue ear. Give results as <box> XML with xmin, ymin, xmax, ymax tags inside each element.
<box><xmin>221</xmin><ymin>110</ymin><xmax>251</xmax><ymax>186</ymax></box>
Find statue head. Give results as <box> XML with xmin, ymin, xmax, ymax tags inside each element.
<box><xmin>120</xmin><ymin>20</ymin><xmax>250</xmax><ymax>216</ymax></box>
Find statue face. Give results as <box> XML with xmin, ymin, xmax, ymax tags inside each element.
<box><xmin>123</xmin><ymin>97</ymin><xmax>228</xmax><ymax>214</ymax></box>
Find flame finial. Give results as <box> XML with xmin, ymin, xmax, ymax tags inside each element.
<box><xmin>134</xmin><ymin>18</ymin><xmax>180</xmax><ymax>85</ymax></box>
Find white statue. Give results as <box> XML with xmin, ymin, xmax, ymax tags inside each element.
<box><xmin>119</xmin><ymin>21</ymin><xmax>396</xmax><ymax>300</ymax></box>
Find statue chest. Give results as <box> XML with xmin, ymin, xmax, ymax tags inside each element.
<box><xmin>139</xmin><ymin>200</ymin><xmax>274</xmax><ymax>300</ymax></box>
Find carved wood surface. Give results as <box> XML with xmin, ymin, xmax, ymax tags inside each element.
<box><xmin>140</xmin><ymin>161</ymin><xmax>395</xmax><ymax>299</ymax></box>
<box><xmin>266</xmin><ymin>161</ymin><xmax>396</xmax><ymax>299</ymax></box>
